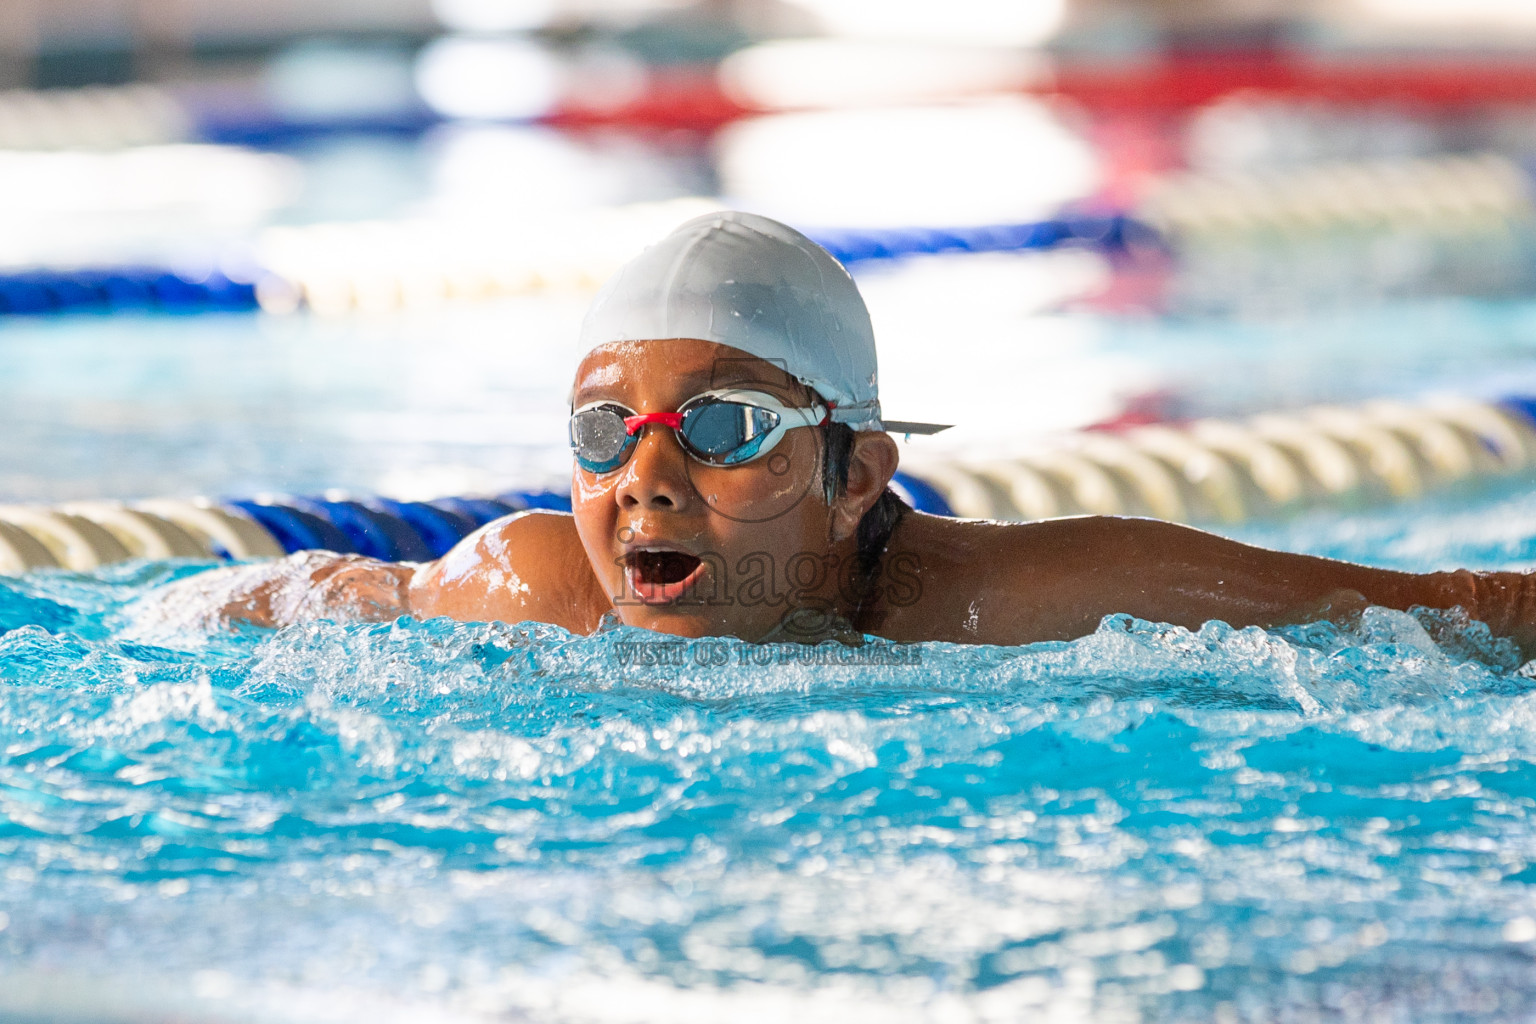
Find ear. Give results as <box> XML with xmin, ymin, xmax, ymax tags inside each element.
<box><xmin>828</xmin><ymin>431</ymin><xmax>900</xmax><ymax>543</ymax></box>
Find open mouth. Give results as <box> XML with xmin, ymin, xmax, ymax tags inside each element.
<box><xmin>628</xmin><ymin>550</ymin><xmax>701</xmax><ymax>585</ymax></box>
<box><xmin>624</xmin><ymin>549</ymin><xmax>705</xmax><ymax>602</ymax></box>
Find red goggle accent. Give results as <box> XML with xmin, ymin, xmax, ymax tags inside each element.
<box><xmin>623</xmin><ymin>411</ymin><xmax>685</xmax><ymax>434</ymax></box>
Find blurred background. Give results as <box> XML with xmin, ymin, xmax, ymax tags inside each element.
<box><xmin>7</xmin><ymin>0</ymin><xmax>1536</xmax><ymax>553</ymax></box>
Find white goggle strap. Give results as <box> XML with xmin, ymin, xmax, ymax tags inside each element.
<box><xmin>694</xmin><ymin>388</ymin><xmax>828</xmax><ymax>429</ymax></box>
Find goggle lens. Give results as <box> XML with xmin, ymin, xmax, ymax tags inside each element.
<box><xmin>679</xmin><ymin>400</ymin><xmax>781</xmax><ymax>465</ymax></box>
<box><xmin>569</xmin><ymin>405</ymin><xmax>634</xmax><ymax>473</ymax></box>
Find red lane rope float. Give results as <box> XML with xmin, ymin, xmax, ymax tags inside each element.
<box><xmin>546</xmin><ymin>53</ymin><xmax>1536</xmax><ymax>131</ymax></box>
<box><xmin>543</xmin><ymin>69</ymin><xmax>750</xmax><ymax>133</ymax></box>
<box><xmin>543</xmin><ymin>53</ymin><xmax>1536</xmax><ymax>132</ymax></box>
<box><xmin>1045</xmin><ymin>52</ymin><xmax>1536</xmax><ymax>112</ymax></box>
<box><xmin>9</xmin><ymin>52</ymin><xmax>1536</xmax><ymax>151</ymax></box>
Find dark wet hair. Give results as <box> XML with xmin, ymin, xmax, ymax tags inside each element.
<box><xmin>822</xmin><ymin>421</ymin><xmax>908</xmax><ymax>582</ymax></box>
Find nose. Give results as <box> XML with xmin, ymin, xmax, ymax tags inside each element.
<box><xmin>614</xmin><ymin>422</ymin><xmax>694</xmax><ymax>512</ymax></box>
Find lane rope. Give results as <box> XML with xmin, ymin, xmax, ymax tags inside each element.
<box><xmin>3</xmin><ymin>400</ymin><xmax>1534</xmax><ymax>574</ymax></box>
<box><xmin>901</xmin><ymin>396</ymin><xmax>1536</xmax><ymax>523</ymax></box>
<box><xmin>5</xmin><ymin>152</ymin><xmax>1521</xmax><ymax>317</ymax></box>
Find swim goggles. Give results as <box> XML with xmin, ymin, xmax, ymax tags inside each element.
<box><xmin>569</xmin><ymin>388</ymin><xmax>829</xmax><ymax>474</ymax></box>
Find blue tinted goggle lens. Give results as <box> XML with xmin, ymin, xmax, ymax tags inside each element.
<box><xmin>679</xmin><ymin>400</ymin><xmax>781</xmax><ymax>465</ymax></box>
<box><xmin>570</xmin><ymin>398</ymin><xmax>785</xmax><ymax>473</ymax></box>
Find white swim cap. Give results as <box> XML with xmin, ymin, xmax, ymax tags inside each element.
<box><xmin>578</xmin><ymin>210</ymin><xmax>885</xmax><ymax>431</ymax></box>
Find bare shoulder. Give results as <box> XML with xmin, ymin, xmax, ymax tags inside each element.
<box><xmin>891</xmin><ymin>512</ymin><xmax>1171</xmax><ymax>574</ymax></box>
<box><xmin>409</xmin><ymin>510</ymin><xmax>610</xmax><ymax>631</ymax></box>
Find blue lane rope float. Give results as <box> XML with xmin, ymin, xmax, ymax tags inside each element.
<box><xmin>225</xmin><ymin>500</ymin><xmax>355</xmax><ymax>556</ymax></box>
<box><xmin>890</xmin><ymin>471</ymin><xmax>955</xmax><ymax>517</ymax></box>
<box><xmin>428</xmin><ymin>497</ymin><xmax>535</xmax><ymax>529</ymax></box>
<box><xmin>807</xmin><ymin>216</ymin><xmax>1156</xmax><ymax>267</ymax></box>
<box><xmin>193</xmin><ymin>109</ymin><xmax>444</xmax><ymax>150</ymax></box>
<box><xmin>285</xmin><ymin>498</ymin><xmax>436</xmax><ymax>563</ymax></box>
<box><xmin>1</xmin><ymin>397</ymin><xmax>1532</xmax><ymax>573</ymax></box>
<box><xmin>223</xmin><ymin>492</ymin><xmax>570</xmax><ymax>561</ymax></box>
<box><xmin>0</xmin><ymin>269</ymin><xmax>258</xmax><ymax>316</ymax></box>
<box><xmin>362</xmin><ymin>498</ymin><xmax>477</xmax><ymax>560</ymax></box>
<box><xmin>1505</xmin><ymin>395</ymin><xmax>1536</xmax><ymax>428</ymax></box>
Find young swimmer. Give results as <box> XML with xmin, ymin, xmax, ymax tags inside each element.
<box><xmin>183</xmin><ymin>211</ymin><xmax>1536</xmax><ymax>656</ymax></box>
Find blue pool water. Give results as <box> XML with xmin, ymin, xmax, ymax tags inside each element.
<box><xmin>5</xmin><ymin>485</ymin><xmax>1536</xmax><ymax>1022</ymax></box>
<box><xmin>8</xmin><ymin>261</ymin><xmax>1536</xmax><ymax>1019</ymax></box>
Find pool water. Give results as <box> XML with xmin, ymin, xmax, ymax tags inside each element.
<box><xmin>7</xmin><ymin>157</ymin><xmax>1536</xmax><ymax>1018</ymax></box>
<box><xmin>9</xmin><ymin>285</ymin><xmax>1536</xmax><ymax>505</ymax></box>
<box><xmin>0</xmin><ymin>302</ymin><xmax>587</xmax><ymax>504</ymax></box>
<box><xmin>5</xmin><ymin>480</ymin><xmax>1536</xmax><ymax>1022</ymax></box>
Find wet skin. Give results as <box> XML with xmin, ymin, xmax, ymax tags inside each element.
<box><xmin>215</xmin><ymin>339</ymin><xmax>1536</xmax><ymax>657</ymax></box>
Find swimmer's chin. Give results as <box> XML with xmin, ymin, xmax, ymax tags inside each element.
<box><xmin>608</xmin><ymin>606</ymin><xmax>762</xmax><ymax>642</ymax></box>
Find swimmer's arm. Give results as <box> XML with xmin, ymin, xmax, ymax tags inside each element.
<box><xmin>132</xmin><ymin>550</ymin><xmax>416</xmax><ymax>632</ymax></box>
<box><xmin>976</xmin><ymin>517</ymin><xmax>1536</xmax><ymax>657</ymax></box>
<box><xmin>186</xmin><ymin>512</ymin><xmax>605</xmax><ymax>632</ymax></box>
